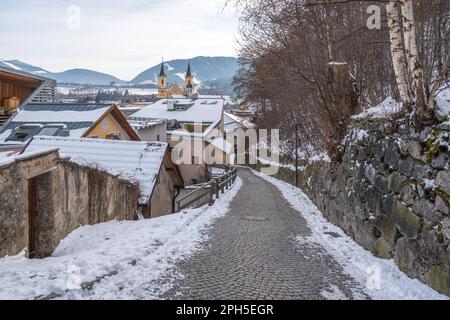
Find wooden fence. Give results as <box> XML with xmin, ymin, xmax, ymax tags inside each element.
<box><xmin>175</xmin><ymin>167</ymin><xmax>238</xmax><ymax>212</ymax></box>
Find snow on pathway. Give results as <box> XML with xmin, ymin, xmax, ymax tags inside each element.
<box><xmin>254</xmin><ymin>170</ymin><xmax>448</xmax><ymax>300</ymax></box>
<box><xmin>0</xmin><ymin>178</ymin><xmax>243</xmax><ymax>300</ymax></box>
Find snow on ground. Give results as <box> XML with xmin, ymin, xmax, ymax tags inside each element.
<box><xmin>256</xmin><ymin>152</ymin><xmax>330</xmax><ymax>174</ymax></box>
<box><xmin>436</xmin><ymin>86</ymin><xmax>450</xmax><ymax>118</ymax></box>
<box><xmin>0</xmin><ymin>178</ymin><xmax>242</xmax><ymax>300</ymax></box>
<box><xmin>254</xmin><ymin>170</ymin><xmax>448</xmax><ymax>300</ymax></box>
<box><xmin>257</xmin><ymin>157</ymin><xmax>299</xmax><ymax>172</ymax></box>
<box><xmin>353</xmin><ymin>97</ymin><xmax>402</xmax><ymax>120</ymax></box>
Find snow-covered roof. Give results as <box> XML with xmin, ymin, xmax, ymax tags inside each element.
<box><xmin>0</xmin><ymin>148</ymin><xmax>58</xmax><ymax>167</ymax></box>
<box><xmin>12</xmin><ymin>104</ymin><xmax>111</xmax><ymax>123</ymax></box>
<box><xmin>0</xmin><ymin>104</ymin><xmax>113</xmax><ymax>145</ymax></box>
<box><xmin>224</xmin><ymin>112</ymin><xmax>257</xmax><ymax>130</ymax></box>
<box><xmin>130</xmin><ymin>98</ymin><xmax>224</xmax><ymax>124</ymax></box>
<box><xmin>129</xmin><ymin>120</ymin><xmax>165</xmax><ymax>131</ymax></box>
<box><xmin>25</xmin><ymin>136</ymin><xmax>168</xmax><ymax>205</ymax></box>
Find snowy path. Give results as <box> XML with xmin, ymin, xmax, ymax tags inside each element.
<box><xmin>0</xmin><ymin>168</ymin><xmax>447</xmax><ymax>300</ymax></box>
<box><xmin>163</xmin><ymin>168</ymin><xmax>447</xmax><ymax>300</ymax></box>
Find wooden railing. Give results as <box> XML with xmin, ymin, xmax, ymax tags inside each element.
<box><xmin>175</xmin><ymin>167</ymin><xmax>238</xmax><ymax>212</ymax></box>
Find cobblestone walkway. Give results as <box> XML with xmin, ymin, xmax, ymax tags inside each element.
<box><xmin>163</xmin><ymin>168</ymin><xmax>369</xmax><ymax>300</ymax></box>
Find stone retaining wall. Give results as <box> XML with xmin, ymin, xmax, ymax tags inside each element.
<box><xmin>258</xmin><ymin>118</ymin><xmax>450</xmax><ymax>296</ymax></box>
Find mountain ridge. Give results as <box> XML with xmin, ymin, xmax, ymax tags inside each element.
<box><xmin>0</xmin><ymin>57</ymin><xmax>239</xmax><ymax>89</ymax></box>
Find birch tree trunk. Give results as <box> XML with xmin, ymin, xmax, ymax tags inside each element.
<box><xmin>401</xmin><ymin>0</ymin><xmax>437</xmax><ymax>126</ymax></box>
<box><xmin>386</xmin><ymin>0</ymin><xmax>411</xmax><ymax>106</ymax></box>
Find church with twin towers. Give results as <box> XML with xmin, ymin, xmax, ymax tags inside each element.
<box><xmin>157</xmin><ymin>61</ymin><xmax>196</xmax><ymax>99</ymax></box>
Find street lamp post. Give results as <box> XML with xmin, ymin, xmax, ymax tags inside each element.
<box><xmin>294</xmin><ymin>123</ymin><xmax>300</xmax><ymax>187</ymax></box>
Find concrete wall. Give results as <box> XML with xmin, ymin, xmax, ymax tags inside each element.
<box><xmin>148</xmin><ymin>165</ymin><xmax>175</xmax><ymax>218</ymax></box>
<box><xmin>0</xmin><ymin>157</ymin><xmax>141</xmax><ymax>258</ymax></box>
<box><xmin>136</xmin><ymin>123</ymin><xmax>167</xmax><ymax>142</ymax></box>
<box><xmin>256</xmin><ymin>118</ymin><xmax>450</xmax><ymax>296</ymax></box>
<box><xmin>0</xmin><ymin>162</ymin><xmax>28</xmax><ymax>257</ymax></box>
<box><xmin>33</xmin><ymin>160</ymin><xmax>140</xmax><ymax>257</ymax></box>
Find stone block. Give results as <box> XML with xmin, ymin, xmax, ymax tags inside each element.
<box><xmin>388</xmin><ymin>172</ymin><xmax>402</xmax><ymax>193</ymax></box>
<box><xmin>427</xmin><ymin>265</ymin><xmax>450</xmax><ymax>297</ymax></box>
<box><xmin>355</xmin><ymin>220</ymin><xmax>378</xmax><ymax>252</ymax></box>
<box><xmin>412</xmin><ymin>200</ymin><xmax>442</xmax><ymax>226</ymax></box>
<box><xmin>435</xmin><ymin>196</ymin><xmax>449</xmax><ymax>215</ymax></box>
<box><xmin>399</xmin><ymin>183</ymin><xmax>417</xmax><ymax>206</ymax></box>
<box><xmin>393</xmin><ymin>201</ymin><xmax>421</xmax><ymax>239</ymax></box>
<box><xmin>373</xmin><ymin>214</ymin><xmax>398</xmax><ymax>245</ymax></box>
<box><xmin>398</xmin><ymin>140</ymin><xmax>409</xmax><ymax>156</ymax></box>
<box><xmin>364</xmin><ymin>165</ymin><xmax>377</xmax><ymax>184</ymax></box>
<box><xmin>412</xmin><ymin>165</ymin><xmax>430</xmax><ymax>180</ymax></box>
<box><xmin>367</xmin><ymin>187</ymin><xmax>382</xmax><ymax>216</ymax></box>
<box><xmin>431</xmin><ymin>154</ymin><xmax>447</xmax><ymax>170</ymax></box>
<box><xmin>399</xmin><ymin>157</ymin><xmax>415</xmax><ymax>176</ymax></box>
<box><xmin>395</xmin><ymin>237</ymin><xmax>427</xmax><ymax>281</ymax></box>
<box><xmin>358</xmin><ymin>147</ymin><xmax>368</xmax><ymax>161</ymax></box>
<box><xmin>443</xmin><ymin>218</ymin><xmax>450</xmax><ymax>242</ymax></box>
<box><xmin>408</xmin><ymin>140</ymin><xmax>423</xmax><ymax>160</ymax></box>
<box><xmin>382</xmin><ymin>193</ymin><xmax>396</xmax><ymax>217</ymax></box>
<box><xmin>385</xmin><ymin>141</ymin><xmax>400</xmax><ymax>169</ymax></box>
<box><xmin>374</xmin><ymin>237</ymin><xmax>393</xmax><ymax>259</ymax></box>
<box><xmin>436</xmin><ymin>171</ymin><xmax>450</xmax><ymax>194</ymax></box>
<box><xmin>374</xmin><ymin>174</ymin><xmax>389</xmax><ymax>194</ymax></box>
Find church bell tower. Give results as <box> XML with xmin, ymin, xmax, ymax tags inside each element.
<box><xmin>157</xmin><ymin>60</ymin><xmax>170</xmax><ymax>99</ymax></box>
<box><xmin>184</xmin><ymin>62</ymin><xmax>195</xmax><ymax>97</ymax></box>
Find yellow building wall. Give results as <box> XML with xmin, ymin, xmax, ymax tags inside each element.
<box><xmin>170</xmin><ymin>84</ymin><xmax>183</xmax><ymax>96</ymax></box>
<box><xmin>85</xmin><ymin>114</ymin><xmax>133</xmax><ymax>140</ymax></box>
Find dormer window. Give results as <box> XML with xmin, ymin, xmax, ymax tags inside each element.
<box><xmin>6</xmin><ymin>125</ymin><xmax>65</xmax><ymax>142</ymax></box>
<box><xmin>37</xmin><ymin>126</ymin><xmax>63</xmax><ymax>136</ymax></box>
<box><xmin>6</xmin><ymin>126</ymin><xmax>40</xmax><ymax>142</ymax></box>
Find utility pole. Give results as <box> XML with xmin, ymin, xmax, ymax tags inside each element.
<box><xmin>294</xmin><ymin>123</ymin><xmax>300</xmax><ymax>187</ymax></box>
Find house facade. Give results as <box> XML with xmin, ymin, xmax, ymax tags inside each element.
<box><xmin>129</xmin><ymin>97</ymin><xmax>227</xmax><ymax>185</ymax></box>
<box><xmin>128</xmin><ymin>118</ymin><xmax>167</xmax><ymax>142</ymax></box>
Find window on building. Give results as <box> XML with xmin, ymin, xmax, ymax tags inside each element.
<box><xmin>37</xmin><ymin>126</ymin><xmax>62</xmax><ymax>136</ymax></box>
<box><xmin>106</xmin><ymin>132</ymin><xmax>121</xmax><ymax>140</ymax></box>
<box><xmin>156</xmin><ymin>134</ymin><xmax>160</xmax><ymax>141</ymax></box>
<box><xmin>6</xmin><ymin>126</ymin><xmax>40</xmax><ymax>142</ymax></box>
<box><xmin>192</xmin><ymin>156</ymin><xmax>200</xmax><ymax>165</ymax></box>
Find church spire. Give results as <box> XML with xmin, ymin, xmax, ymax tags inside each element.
<box><xmin>159</xmin><ymin>60</ymin><xmax>166</xmax><ymax>77</ymax></box>
<box><xmin>186</xmin><ymin>62</ymin><xmax>192</xmax><ymax>77</ymax></box>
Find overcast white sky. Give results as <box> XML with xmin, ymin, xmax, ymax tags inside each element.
<box><xmin>0</xmin><ymin>0</ymin><xmax>240</xmax><ymax>80</ymax></box>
